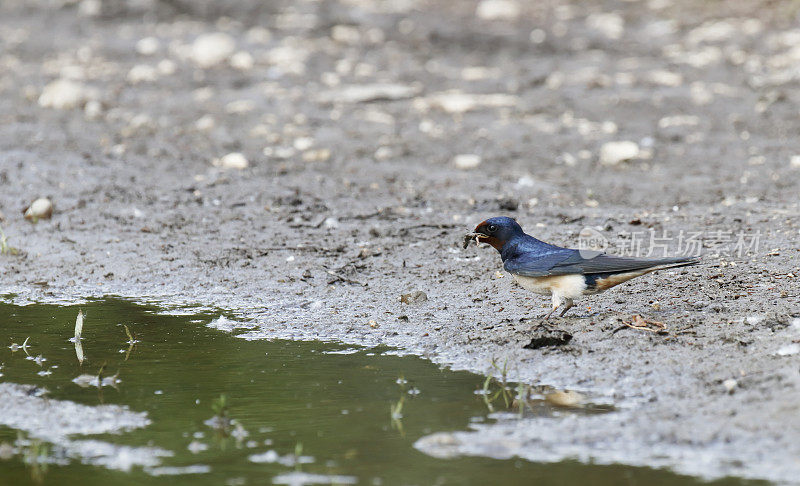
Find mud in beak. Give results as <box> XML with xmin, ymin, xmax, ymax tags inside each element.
<box><xmin>463</xmin><ymin>232</ymin><xmax>489</xmax><ymax>249</ymax></box>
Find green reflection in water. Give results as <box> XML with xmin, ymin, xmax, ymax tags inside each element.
<box><xmin>0</xmin><ymin>299</ymin><xmax>763</xmax><ymax>486</ymax></box>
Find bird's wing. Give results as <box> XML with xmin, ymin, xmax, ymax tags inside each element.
<box><xmin>503</xmin><ymin>250</ymin><xmax>577</xmax><ymax>277</ymax></box>
<box><xmin>506</xmin><ymin>250</ymin><xmax>696</xmax><ymax>277</ymax></box>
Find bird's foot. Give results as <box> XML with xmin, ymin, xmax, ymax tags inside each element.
<box><xmin>541</xmin><ymin>308</ymin><xmax>558</xmax><ymax>323</ymax></box>
<box><xmin>558</xmin><ymin>299</ymin><xmax>575</xmax><ymax>317</ymax></box>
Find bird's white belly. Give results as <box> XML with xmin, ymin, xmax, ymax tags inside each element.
<box><xmin>512</xmin><ymin>274</ymin><xmax>587</xmax><ymax>299</ymax></box>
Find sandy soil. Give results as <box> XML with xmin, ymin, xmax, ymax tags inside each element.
<box><xmin>1</xmin><ymin>0</ymin><xmax>799</xmax><ymax>482</ymax></box>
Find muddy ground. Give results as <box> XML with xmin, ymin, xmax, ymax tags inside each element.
<box><xmin>1</xmin><ymin>0</ymin><xmax>799</xmax><ymax>483</ymax></box>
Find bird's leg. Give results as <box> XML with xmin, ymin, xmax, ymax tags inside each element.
<box><xmin>559</xmin><ymin>298</ymin><xmax>575</xmax><ymax>317</ymax></box>
<box><xmin>542</xmin><ymin>293</ymin><xmax>563</xmax><ymax>321</ymax></box>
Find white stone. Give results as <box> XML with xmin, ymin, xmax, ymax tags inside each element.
<box><xmin>191</xmin><ymin>33</ymin><xmax>236</xmax><ymax>68</ymax></box>
<box><xmin>586</xmin><ymin>12</ymin><xmax>625</xmax><ymax>39</ymax></box>
<box><xmin>318</xmin><ymin>84</ymin><xmax>420</xmax><ymax>104</ymax></box>
<box><xmin>293</xmin><ymin>137</ymin><xmax>314</xmax><ymax>151</ymax></box>
<box><xmin>135</xmin><ymin>37</ymin><xmax>160</xmax><ymax>56</ymax></box>
<box><xmin>545</xmin><ymin>72</ymin><xmax>564</xmax><ymax>90</ymax></box>
<box><xmin>658</xmin><ymin>115</ymin><xmax>699</xmax><ymax>128</ymax></box>
<box><xmin>461</xmin><ymin>66</ymin><xmax>500</xmax><ymax>81</ymax></box>
<box><xmin>246</xmin><ymin>27</ymin><xmax>272</xmax><ymax>44</ymax></box>
<box><xmin>453</xmin><ymin>154</ymin><xmax>482</xmax><ymax>170</ymax></box>
<box><xmin>745</xmin><ymin>315</ymin><xmax>764</xmax><ymax>325</ymax></box>
<box><xmin>426</xmin><ymin>91</ymin><xmax>517</xmax><ymax>114</ymax></box>
<box><xmin>476</xmin><ymin>0</ymin><xmax>520</xmax><ymax>20</ymax></box>
<box><xmin>331</xmin><ymin>25</ymin><xmax>361</xmax><ymax>44</ymax></box>
<box><xmin>84</xmin><ymin>100</ymin><xmax>103</xmax><ymax>120</ymax></box>
<box><xmin>225</xmin><ymin>100</ymin><xmax>255</xmax><ymax>114</ymax></box>
<box><xmin>687</xmin><ymin>21</ymin><xmax>736</xmax><ymax>45</ymax></box>
<box><xmin>529</xmin><ymin>29</ymin><xmax>546</xmax><ymax>44</ymax></box>
<box><xmin>302</xmin><ymin>149</ymin><xmax>331</xmax><ymax>162</ymax></box>
<box><xmin>78</xmin><ymin>0</ymin><xmax>101</xmax><ymax>17</ymax></box>
<box><xmin>128</xmin><ymin>113</ymin><xmax>153</xmax><ymax>130</ymax></box>
<box><xmin>38</xmin><ymin>79</ymin><xmax>87</xmax><ymax>109</ymax></box>
<box><xmin>690</xmin><ymin>82</ymin><xmax>714</xmax><ymax>105</ymax></box>
<box><xmin>722</xmin><ymin>379</ymin><xmax>737</xmax><ymax>393</ymax></box>
<box><xmin>776</xmin><ymin>344</ymin><xmax>800</xmax><ymax>356</ymax></box>
<box><xmin>230</xmin><ymin>51</ymin><xmax>254</xmax><ymax>70</ymax></box>
<box><xmin>127</xmin><ymin>64</ymin><xmax>158</xmax><ymax>84</ymax></box>
<box><xmin>219</xmin><ymin>152</ymin><xmax>249</xmax><ymax>170</ymax></box>
<box><xmin>157</xmin><ymin>59</ymin><xmax>176</xmax><ymax>75</ymax></box>
<box><xmin>195</xmin><ymin>115</ymin><xmax>214</xmax><ymax>131</ymax></box>
<box><xmin>545</xmin><ymin>390</ymin><xmax>585</xmax><ymax>407</ymax></box>
<box><xmin>790</xmin><ymin>155</ymin><xmax>800</xmax><ymax>168</ymax></box>
<box><xmin>647</xmin><ymin>70</ymin><xmax>683</xmax><ymax>87</ymax></box>
<box><xmin>516</xmin><ymin>175</ymin><xmax>535</xmax><ymax>187</ymax></box>
<box><xmin>24</xmin><ymin>198</ymin><xmax>53</xmax><ymax>221</ymax></box>
<box><xmin>374</xmin><ymin>146</ymin><xmax>393</xmax><ymax>160</ymax></box>
<box><xmin>599</xmin><ymin>141</ymin><xmax>640</xmax><ymax>165</ymax></box>
<box><xmin>266</xmin><ymin>45</ymin><xmax>309</xmax><ymax>75</ymax></box>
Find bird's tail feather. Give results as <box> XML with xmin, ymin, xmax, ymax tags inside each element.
<box><xmin>644</xmin><ymin>256</ymin><xmax>700</xmax><ymax>272</ymax></box>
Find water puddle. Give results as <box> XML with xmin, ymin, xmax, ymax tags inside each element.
<box><xmin>0</xmin><ymin>299</ymin><xmax>759</xmax><ymax>485</ymax></box>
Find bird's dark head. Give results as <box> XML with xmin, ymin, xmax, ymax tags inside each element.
<box><xmin>470</xmin><ymin>216</ymin><xmax>524</xmax><ymax>251</ymax></box>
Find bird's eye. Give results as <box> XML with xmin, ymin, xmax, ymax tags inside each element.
<box><xmin>487</xmin><ymin>224</ymin><xmax>498</xmax><ymax>233</ymax></box>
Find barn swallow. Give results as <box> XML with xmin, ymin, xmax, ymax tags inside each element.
<box><xmin>464</xmin><ymin>216</ymin><xmax>699</xmax><ymax>318</ymax></box>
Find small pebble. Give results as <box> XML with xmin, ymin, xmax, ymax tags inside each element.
<box><xmin>374</xmin><ymin>146</ymin><xmax>394</xmax><ymax>161</ymax></box>
<box><xmin>38</xmin><ymin>79</ymin><xmax>86</xmax><ymax>109</ymax></box>
<box><xmin>599</xmin><ymin>141</ymin><xmax>640</xmax><ymax>166</ymax></box>
<box><xmin>127</xmin><ymin>64</ymin><xmax>158</xmax><ymax>84</ymax></box>
<box><xmin>331</xmin><ymin>25</ymin><xmax>361</xmax><ymax>44</ymax></box>
<box><xmin>745</xmin><ymin>315</ymin><xmax>764</xmax><ymax>325</ymax></box>
<box><xmin>195</xmin><ymin>115</ymin><xmax>215</xmax><ymax>131</ymax></box>
<box><xmin>776</xmin><ymin>344</ymin><xmax>800</xmax><ymax>356</ymax></box>
<box><xmin>586</xmin><ymin>12</ymin><xmax>625</xmax><ymax>39</ymax></box>
<box><xmin>135</xmin><ymin>37</ymin><xmax>160</xmax><ymax>56</ymax></box>
<box><xmin>293</xmin><ymin>137</ymin><xmax>314</xmax><ymax>151</ymax></box>
<box><xmin>157</xmin><ymin>59</ymin><xmax>176</xmax><ymax>75</ymax></box>
<box><xmin>516</xmin><ymin>175</ymin><xmax>535</xmax><ymax>187</ymax></box>
<box><xmin>230</xmin><ymin>51</ymin><xmax>254</xmax><ymax>70</ymax></box>
<box><xmin>647</xmin><ymin>70</ymin><xmax>683</xmax><ymax>87</ymax></box>
<box><xmin>191</xmin><ymin>33</ymin><xmax>236</xmax><ymax>68</ymax></box>
<box><xmin>302</xmin><ymin>149</ymin><xmax>331</xmax><ymax>162</ymax></box>
<box><xmin>24</xmin><ymin>198</ymin><xmax>53</xmax><ymax>222</ymax></box>
<box><xmin>545</xmin><ymin>390</ymin><xmax>585</xmax><ymax>407</ymax></box>
<box><xmin>84</xmin><ymin>100</ymin><xmax>103</xmax><ymax>119</ymax></box>
<box><xmin>219</xmin><ymin>153</ymin><xmax>249</xmax><ymax>170</ymax></box>
<box><xmin>722</xmin><ymin>378</ymin><xmax>737</xmax><ymax>393</ymax></box>
<box><xmin>453</xmin><ymin>154</ymin><xmax>482</xmax><ymax>170</ymax></box>
<box><xmin>476</xmin><ymin>0</ymin><xmax>520</xmax><ymax>20</ymax></box>
<box><xmin>318</xmin><ymin>84</ymin><xmax>420</xmax><ymax>104</ymax></box>
<box><xmin>78</xmin><ymin>0</ymin><xmax>100</xmax><ymax>16</ymax></box>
